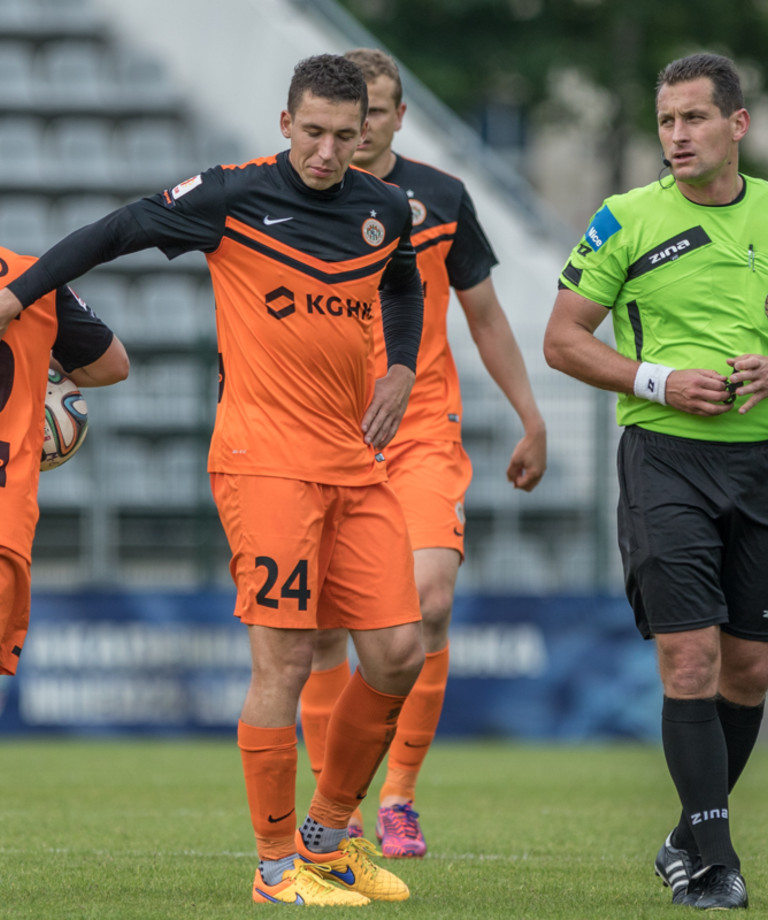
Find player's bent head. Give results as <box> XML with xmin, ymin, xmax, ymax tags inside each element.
<box><xmin>288</xmin><ymin>54</ymin><xmax>368</xmax><ymax>125</ymax></box>
<box><xmin>656</xmin><ymin>51</ymin><xmax>744</xmax><ymax>117</ymax></box>
<box><xmin>344</xmin><ymin>48</ymin><xmax>403</xmax><ymax>107</ymax></box>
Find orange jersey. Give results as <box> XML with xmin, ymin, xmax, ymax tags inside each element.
<box><xmin>374</xmin><ymin>156</ymin><xmax>498</xmax><ymax>444</ymax></box>
<box><xmin>128</xmin><ymin>153</ymin><xmax>419</xmax><ymax>486</ymax></box>
<box><xmin>0</xmin><ymin>247</ymin><xmax>114</xmax><ymax>562</ymax></box>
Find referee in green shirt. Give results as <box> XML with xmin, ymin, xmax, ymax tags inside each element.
<box><xmin>545</xmin><ymin>51</ymin><xmax>768</xmax><ymax>911</ymax></box>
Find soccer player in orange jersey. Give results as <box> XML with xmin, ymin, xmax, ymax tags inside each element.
<box><xmin>300</xmin><ymin>49</ymin><xmax>547</xmax><ymax>858</ymax></box>
<box><xmin>0</xmin><ymin>55</ymin><xmax>425</xmax><ymax>907</ymax></box>
<box><xmin>0</xmin><ymin>246</ymin><xmax>128</xmax><ymax>678</ymax></box>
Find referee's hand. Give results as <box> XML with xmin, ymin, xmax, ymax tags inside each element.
<box><xmin>726</xmin><ymin>354</ymin><xmax>768</xmax><ymax>414</ymax></box>
<box><xmin>664</xmin><ymin>368</ymin><xmax>732</xmax><ymax>416</ymax></box>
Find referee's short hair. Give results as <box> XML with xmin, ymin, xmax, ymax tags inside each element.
<box><xmin>287</xmin><ymin>54</ymin><xmax>368</xmax><ymax>124</ymax></box>
<box><xmin>656</xmin><ymin>52</ymin><xmax>744</xmax><ymax>117</ymax></box>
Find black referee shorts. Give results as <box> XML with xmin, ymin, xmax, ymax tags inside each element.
<box><xmin>617</xmin><ymin>425</ymin><xmax>768</xmax><ymax>641</ymax></box>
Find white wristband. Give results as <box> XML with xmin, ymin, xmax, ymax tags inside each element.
<box><xmin>633</xmin><ymin>362</ymin><xmax>674</xmax><ymax>405</ymax></box>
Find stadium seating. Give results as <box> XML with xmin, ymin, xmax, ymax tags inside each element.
<box><xmin>0</xmin><ymin>0</ymin><xmax>239</xmax><ymax>586</ymax></box>
<box><xmin>3</xmin><ymin>0</ymin><xmax>613</xmax><ymax>591</ymax></box>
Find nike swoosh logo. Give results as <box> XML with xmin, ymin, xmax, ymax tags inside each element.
<box><xmin>254</xmin><ymin>887</ymin><xmax>304</xmax><ymax>905</ymax></box>
<box><xmin>453</xmin><ymin>528</ymin><xmax>463</xmax><ymax>537</ymax></box>
<box><xmin>267</xmin><ymin>808</ymin><xmax>295</xmax><ymax>823</ymax></box>
<box><xmin>330</xmin><ymin>865</ymin><xmax>356</xmax><ymax>886</ymax></box>
<box><xmin>404</xmin><ymin>741</ymin><xmax>430</xmax><ymax>748</ymax></box>
<box><xmin>263</xmin><ymin>215</ymin><xmax>293</xmax><ymax>225</ymax></box>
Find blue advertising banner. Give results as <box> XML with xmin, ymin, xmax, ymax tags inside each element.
<box><xmin>0</xmin><ymin>591</ymin><xmax>661</xmax><ymax>740</ymax></box>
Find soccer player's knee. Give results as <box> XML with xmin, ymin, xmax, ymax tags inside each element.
<box><xmin>418</xmin><ymin>581</ymin><xmax>454</xmax><ymax>628</ymax></box>
<box><xmin>723</xmin><ymin>657</ymin><xmax>768</xmax><ymax>700</ymax></box>
<box><xmin>314</xmin><ymin>627</ymin><xmax>349</xmax><ymax>660</ymax></box>
<box><xmin>385</xmin><ymin>629</ymin><xmax>425</xmax><ymax>687</ymax></box>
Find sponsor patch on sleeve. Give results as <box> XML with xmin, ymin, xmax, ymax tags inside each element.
<box><xmin>561</xmin><ymin>261</ymin><xmax>583</xmax><ymax>287</ymax></box>
<box><xmin>584</xmin><ymin>205</ymin><xmax>621</xmax><ymax>252</ymax></box>
<box><xmin>171</xmin><ymin>174</ymin><xmax>203</xmax><ymax>200</ymax></box>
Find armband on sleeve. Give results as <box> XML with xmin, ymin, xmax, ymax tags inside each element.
<box><xmin>633</xmin><ymin>362</ymin><xmax>674</xmax><ymax>405</ymax></box>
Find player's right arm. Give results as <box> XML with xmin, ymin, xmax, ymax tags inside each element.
<box><xmin>362</xmin><ymin>227</ymin><xmax>424</xmax><ymax>449</ymax></box>
<box><xmin>544</xmin><ymin>286</ymin><xmax>732</xmax><ymax>416</ymax></box>
<box><xmin>0</xmin><ymin>168</ymin><xmax>227</xmax><ymax>340</ymax></box>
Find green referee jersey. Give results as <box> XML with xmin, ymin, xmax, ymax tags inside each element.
<box><xmin>559</xmin><ymin>174</ymin><xmax>768</xmax><ymax>441</ymax></box>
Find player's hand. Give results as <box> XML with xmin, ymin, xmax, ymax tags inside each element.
<box><xmin>362</xmin><ymin>363</ymin><xmax>415</xmax><ymax>450</ymax></box>
<box><xmin>0</xmin><ymin>287</ymin><xmax>23</xmax><ymax>339</ymax></box>
<box><xmin>506</xmin><ymin>423</ymin><xmax>547</xmax><ymax>491</ymax></box>
<box><xmin>664</xmin><ymin>368</ymin><xmax>732</xmax><ymax>416</ymax></box>
<box><xmin>726</xmin><ymin>354</ymin><xmax>768</xmax><ymax>414</ymax></box>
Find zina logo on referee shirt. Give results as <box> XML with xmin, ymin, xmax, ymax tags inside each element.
<box><xmin>649</xmin><ymin>238</ymin><xmax>690</xmax><ymax>265</ymax></box>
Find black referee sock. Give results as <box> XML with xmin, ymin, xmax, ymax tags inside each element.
<box><xmin>717</xmin><ymin>695</ymin><xmax>765</xmax><ymax>790</ymax></box>
<box><xmin>670</xmin><ymin>696</ymin><xmax>764</xmax><ymax>855</ymax></box>
<box><xmin>661</xmin><ymin>696</ymin><xmax>739</xmax><ymax>870</ymax></box>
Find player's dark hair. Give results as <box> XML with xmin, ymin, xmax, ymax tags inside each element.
<box><xmin>656</xmin><ymin>52</ymin><xmax>744</xmax><ymax>116</ymax></box>
<box><xmin>344</xmin><ymin>48</ymin><xmax>403</xmax><ymax>107</ymax></box>
<box><xmin>287</xmin><ymin>54</ymin><xmax>368</xmax><ymax>124</ymax></box>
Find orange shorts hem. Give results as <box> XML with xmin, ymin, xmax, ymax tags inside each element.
<box><xmin>0</xmin><ymin>546</ymin><xmax>31</xmax><ymax>676</ymax></box>
<box><xmin>210</xmin><ymin>473</ymin><xmax>420</xmax><ymax>631</ymax></box>
<box><xmin>383</xmin><ymin>439</ymin><xmax>472</xmax><ymax>557</ymax></box>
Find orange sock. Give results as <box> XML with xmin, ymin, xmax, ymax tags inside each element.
<box><xmin>238</xmin><ymin>720</ymin><xmax>298</xmax><ymax>860</ymax></box>
<box><xmin>380</xmin><ymin>644</ymin><xmax>450</xmax><ymax>803</ymax></box>
<box><xmin>310</xmin><ymin>669</ymin><xmax>406</xmax><ymax>828</ymax></box>
<box><xmin>299</xmin><ymin>660</ymin><xmax>351</xmax><ymax>778</ymax></box>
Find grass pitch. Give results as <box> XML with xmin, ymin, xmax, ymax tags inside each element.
<box><xmin>1</xmin><ymin>738</ymin><xmax>767</xmax><ymax>919</ymax></box>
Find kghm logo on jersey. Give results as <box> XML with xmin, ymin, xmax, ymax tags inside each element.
<box><xmin>362</xmin><ymin>211</ymin><xmax>385</xmax><ymax>247</ymax></box>
<box><xmin>265</xmin><ymin>286</ymin><xmax>374</xmax><ymax>321</ymax></box>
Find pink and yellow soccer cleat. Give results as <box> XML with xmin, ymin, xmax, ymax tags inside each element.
<box><xmin>375</xmin><ymin>802</ymin><xmax>427</xmax><ymax>858</ymax></box>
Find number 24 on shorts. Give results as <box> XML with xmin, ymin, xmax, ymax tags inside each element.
<box><xmin>255</xmin><ymin>556</ymin><xmax>311</xmax><ymax>610</ymax></box>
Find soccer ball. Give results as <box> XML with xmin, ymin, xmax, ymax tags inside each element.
<box><xmin>40</xmin><ymin>369</ymin><xmax>88</xmax><ymax>471</ymax></box>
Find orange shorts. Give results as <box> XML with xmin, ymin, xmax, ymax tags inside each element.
<box><xmin>0</xmin><ymin>546</ymin><xmax>31</xmax><ymax>676</ymax></box>
<box><xmin>210</xmin><ymin>473</ymin><xmax>421</xmax><ymax>631</ymax></box>
<box><xmin>383</xmin><ymin>439</ymin><xmax>472</xmax><ymax>557</ymax></box>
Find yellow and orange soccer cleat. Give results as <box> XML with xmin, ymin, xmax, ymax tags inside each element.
<box><xmin>252</xmin><ymin>859</ymin><xmax>371</xmax><ymax>906</ymax></box>
<box><xmin>295</xmin><ymin>830</ymin><xmax>409</xmax><ymax>902</ymax></box>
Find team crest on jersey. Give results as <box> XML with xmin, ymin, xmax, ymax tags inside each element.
<box><xmin>171</xmin><ymin>174</ymin><xmax>202</xmax><ymax>200</ymax></box>
<box><xmin>362</xmin><ymin>216</ymin><xmax>386</xmax><ymax>247</ymax></box>
<box><xmin>408</xmin><ymin>197</ymin><xmax>427</xmax><ymax>226</ymax></box>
